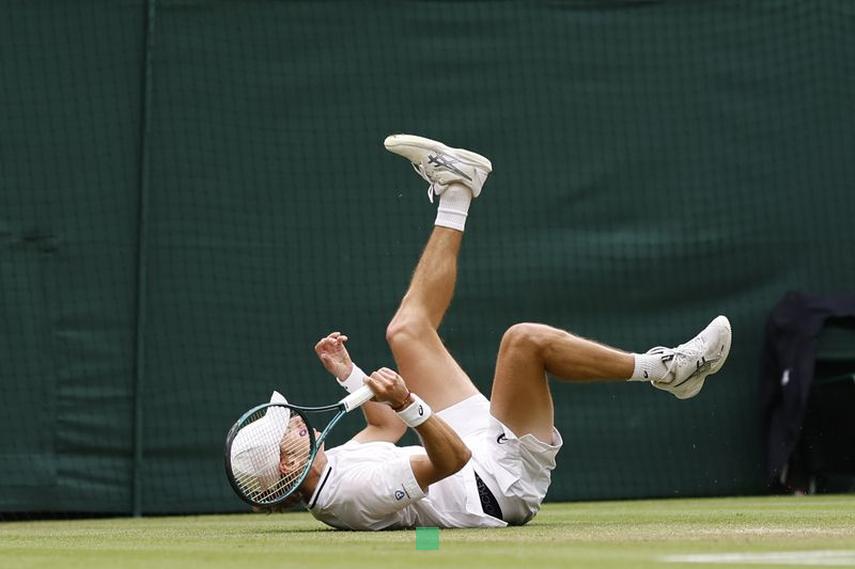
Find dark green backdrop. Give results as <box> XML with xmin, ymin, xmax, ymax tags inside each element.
<box><xmin>1</xmin><ymin>0</ymin><xmax>853</xmax><ymax>515</ymax></box>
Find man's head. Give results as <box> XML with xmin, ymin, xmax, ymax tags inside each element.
<box><xmin>277</xmin><ymin>414</ymin><xmax>314</xmax><ymax>477</ymax></box>
<box><xmin>266</xmin><ymin>415</ymin><xmax>324</xmax><ymax>510</ymax></box>
<box><xmin>229</xmin><ymin>391</ymin><xmax>294</xmax><ymax>499</ymax></box>
<box><xmin>229</xmin><ymin>390</ymin><xmax>325</xmax><ymax>508</ymax></box>
<box><xmin>249</xmin><ymin>416</ymin><xmax>324</xmax><ymax>513</ymax></box>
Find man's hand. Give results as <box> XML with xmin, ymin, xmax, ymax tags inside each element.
<box><xmin>364</xmin><ymin>368</ymin><xmax>412</xmax><ymax>410</ymax></box>
<box><xmin>314</xmin><ymin>332</ymin><xmax>353</xmax><ymax>379</ymax></box>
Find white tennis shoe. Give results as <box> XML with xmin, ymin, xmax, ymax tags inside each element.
<box><xmin>384</xmin><ymin>134</ymin><xmax>492</xmax><ymax>202</ymax></box>
<box><xmin>649</xmin><ymin>315</ymin><xmax>732</xmax><ymax>399</ymax></box>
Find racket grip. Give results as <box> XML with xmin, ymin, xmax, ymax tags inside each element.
<box><xmin>341</xmin><ymin>385</ymin><xmax>374</xmax><ymax>412</ymax></box>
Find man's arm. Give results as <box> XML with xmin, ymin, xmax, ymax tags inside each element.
<box><xmin>408</xmin><ymin>414</ymin><xmax>471</xmax><ymax>490</ymax></box>
<box><xmin>314</xmin><ymin>332</ymin><xmax>407</xmax><ymax>443</ymax></box>
<box><xmin>351</xmin><ymin>407</ymin><xmax>407</xmax><ymax>444</ymax></box>
<box><xmin>364</xmin><ymin>368</ymin><xmax>471</xmax><ymax>491</ymax></box>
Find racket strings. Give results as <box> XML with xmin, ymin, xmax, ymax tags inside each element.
<box><xmin>231</xmin><ymin>412</ymin><xmax>313</xmax><ymax>505</ymax></box>
<box><xmin>269</xmin><ymin>416</ymin><xmax>312</xmax><ymax>499</ymax></box>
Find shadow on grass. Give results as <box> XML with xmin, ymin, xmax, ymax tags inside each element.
<box><xmin>244</xmin><ymin>527</ymin><xmax>337</xmax><ymax>535</ymax></box>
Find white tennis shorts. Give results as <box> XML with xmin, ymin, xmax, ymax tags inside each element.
<box><xmin>436</xmin><ymin>393</ymin><xmax>563</xmax><ymax>525</ymax></box>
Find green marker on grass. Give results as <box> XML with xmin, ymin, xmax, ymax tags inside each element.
<box><xmin>416</xmin><ymin>527</ymin><xmax>439</xmax><ymax>550</ymax></box>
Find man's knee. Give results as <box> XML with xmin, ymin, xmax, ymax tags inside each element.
<box><xmin>385</xmin><ymin>312</ymin><xmax>431</xmax><ymax>348</ymax></box>
<box><xmin>500</xmin><ymin>323</ymin><xmax>550</xmax><ymax>358</ymax></box>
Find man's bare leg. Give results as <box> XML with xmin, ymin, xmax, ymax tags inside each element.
<box><xmin>490</xmin><ymin>324</ymin><xmax>634</xmax><ymax>442</ymax></box>
<box><xmin>386</xmin><ymin>225</ymin><xmax>480</xmax><ymax>411</ymax></box>
<box><xmin>383</xmin><ymin>135</ymin><xmax>493</xmax><ymax>411</ymax></box>
<box><xmin>490</xmin><ymin>318</ymin><xmax>732</xmax><ymax>442</ymax></box>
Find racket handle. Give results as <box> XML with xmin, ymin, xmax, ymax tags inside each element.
<box><xmin>341</xmin><ymin>385</ymin><xmax>374</xmax><ymax>412</ymax></box>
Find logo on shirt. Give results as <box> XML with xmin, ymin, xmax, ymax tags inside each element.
<box><xmin>496</xmin><ymin>433</ymin><xmax>508</xmax><ymax>445</ymax></box>
<box><xmin>418</xmin><ymin>404</ymin><xmax>424</xmax><ymax>416</ymax></box>
<box><xmin>394</xmin><ymin>490</ymin><xmax>406</xmax><ymax>501</ymax></box>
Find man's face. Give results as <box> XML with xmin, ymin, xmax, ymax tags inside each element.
<box><xmin>277</xmin><ymin>416</ymin><xmax>319</xmax><ymax>477</ymax></box>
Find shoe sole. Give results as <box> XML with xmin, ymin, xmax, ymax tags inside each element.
<box><xmin>707</xmin><ymin>315</ymin><xmax>732</xmax><ymax>376</ymax></box>
<box><xmin>669</xmin><ymin>315</ymin><xmax>732</xmax><ymax>400</ymax></box>
<box><xmin>384</xmin><ymin>134</ymin><xmax>493</xmax><ymax>173</ymax></box>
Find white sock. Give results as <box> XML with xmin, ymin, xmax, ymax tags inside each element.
<box><xmin>630</xmin><ymin>353</ymin><xmax>669</xmax><ymax>382</ymax></box>
<box><xmin>434</xmin><ymin>183</ymin><xmax>472</xmax><ymax>231</ymax></box>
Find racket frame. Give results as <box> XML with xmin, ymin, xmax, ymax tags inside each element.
<box><xmin>224</xmin><ymin>385</ymin><xmax>373</xmax><ymax>507</ymax></box>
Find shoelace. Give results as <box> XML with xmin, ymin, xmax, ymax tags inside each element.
<box><xmin>646</xmin><ymin>347</ymin><xmax>677</xmax><ymax>383</ymax></box>
<box><xmin>411</xmin><ymin>163</ymin><xmax>439</xmax><ymax>203</ymax></box>
<box><xmin>648</xmin><ymin>334</ymin><xmax>714</xmax><ymax>385</ymax></box>
<box><xmin>411</xmin><ymin>152</ymin><xmax>471</xmax><ymax>203</ymax></box>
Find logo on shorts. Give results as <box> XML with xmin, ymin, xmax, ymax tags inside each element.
<box><xmin>496</xmin><ymin>433</ymin><xmax>508</xmax><ymax>445</ymax></box>
<box><xmin>418</xmin><ymin>405</ymin><xmax>424</xmax><ymax>416</ymax></box>
<box><xmin>394</xmin><ymin>490</ymin><xmax>406</xmax><ymax>501</ymax></box>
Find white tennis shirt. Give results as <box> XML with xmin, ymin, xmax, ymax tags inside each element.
<box><xmin>307</xmin><ymin>440</ymin><xmax>507</xmax><ymax>530</ymax></box>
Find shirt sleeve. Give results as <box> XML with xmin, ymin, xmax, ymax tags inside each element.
<box><xmin>346</xmin><ymin>454</ymin><xmax>425</xmax><ymax>517</ymax></box>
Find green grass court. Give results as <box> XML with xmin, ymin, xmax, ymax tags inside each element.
<box><xmin>2</xmin><ymin>496</ymin><xmax>854</xmax><ymax>569</ymax></box>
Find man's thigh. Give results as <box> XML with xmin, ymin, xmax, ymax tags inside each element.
<box><xmin>389</xmin><ymin>328</ymin><xmax>480</xmax><ymax>412</ymax></box>
<box><xmin>489</xmin><ymin>325</ymin><xmax>555</xmax><ymax>442</ymax></box>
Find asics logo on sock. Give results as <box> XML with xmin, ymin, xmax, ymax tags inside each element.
<box><xmin>428</xmin><ymin>153</ymin><xmax>472</xmax><ymax>181</ymax></box>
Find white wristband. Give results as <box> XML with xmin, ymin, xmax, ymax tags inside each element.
<box><xmin>396</xmin><ymin>394</ymin><xmax>432</xmax><ymax>428</ymax></box>
<box><xmin>337</xmin><ymin>364</ymin><xmax>366</xmax><ymax>394</ymax></box>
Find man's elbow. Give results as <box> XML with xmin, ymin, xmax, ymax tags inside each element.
<box><xmin>435</xmin><ymin>445</ymin><xmax>471</xmax><ymax>480</ymax></box>
<box><xmin>413</xmin><ymin>445</ymin><xmax>473</xmax><ymax>490</ymax></box>
<box><xmin>451</xmin><ymin>445</ymin><xmax>472</xmax><ymax>474</ymax></box>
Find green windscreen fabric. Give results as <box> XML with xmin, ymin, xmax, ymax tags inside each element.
<box><xmin>0</xmin><ymin>1</ymin><xmax>145</xmax><ymax>513</ymax></box>
<box><xmin>2</xmin><ymin>0</ymin><xmax>854</xmax><ymax>515</ymax></box>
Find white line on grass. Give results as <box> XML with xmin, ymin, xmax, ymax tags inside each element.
<box><xmin>662</xmin><ymin>550</ymin><xmax>855</xmax><ymax>566</ymax></box>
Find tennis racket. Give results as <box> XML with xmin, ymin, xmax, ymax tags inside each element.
<box><xmin>224</xmin><ymin>385</ymin><xmax>374</xmax><ymax>507</ymax></box>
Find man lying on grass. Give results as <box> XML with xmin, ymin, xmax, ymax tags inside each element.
<box><xmin>246</xmin><ymin>135</ymin><xmax>731</xmax><ymax>529</ymax></box>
